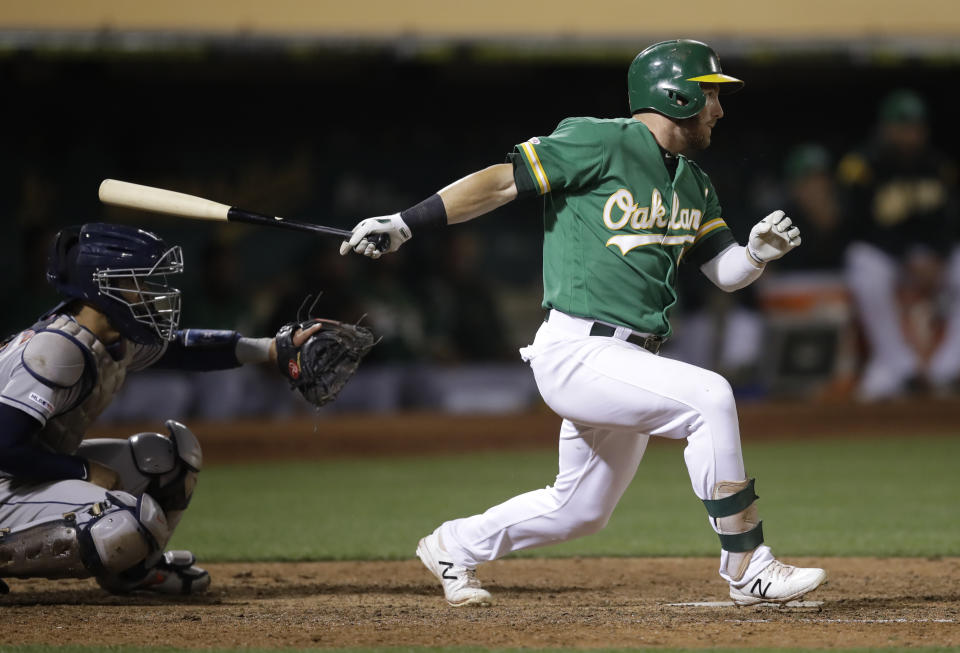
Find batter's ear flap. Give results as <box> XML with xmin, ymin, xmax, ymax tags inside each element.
<box><xmin>46</xmin><ymin>225</ymin><xmax>82</xmax><ymax>285</ymax></box>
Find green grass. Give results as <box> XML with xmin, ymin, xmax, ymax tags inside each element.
<box><xmin>0</xmin><ymin>646</ymin><xmax>960</xmax><ymax>653</ymax></box>
<box><xmin>170</xmin><ymin>435</ymin><xmax>960</xmax><ymax>561</ymax></box>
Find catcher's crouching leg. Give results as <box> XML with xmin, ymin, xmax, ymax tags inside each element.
<box><xmin>77</xmin><ymin>420</ymin><xmax>209</xmax><ymax>594</ymax></box>
<box><xmin>78</xmin><ymin>419</ymin><xmax>202</xmax><ymax>531</ymax></box>
<box><xmin>0</xmin><ymin>491</ymin><xmax>174</xmax><ymax>591</ymax></box>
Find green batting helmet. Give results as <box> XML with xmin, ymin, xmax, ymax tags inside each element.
<box><xmin>628</xmin><ymin>39</ymin><xmax>744</xmax><ymax>119</ymax></box>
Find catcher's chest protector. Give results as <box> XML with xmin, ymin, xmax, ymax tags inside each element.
<box><xmin>35</xmin><ymin>316</ymin><xmax>135</xmax><ymax>454</ymax></box>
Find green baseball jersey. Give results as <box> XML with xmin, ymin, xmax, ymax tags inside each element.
<box><xmin>511</xmin><ymin>116</ymin><xmax>736</xmax><ymax>338</ymax></box>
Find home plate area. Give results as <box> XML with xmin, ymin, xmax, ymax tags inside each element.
<box><xmin>666</xmin><ymin>600</ymin><xmax>825</xmax><ymax>609</ymax></box>
<box><xmin>0</xmin><ymin>557</ymin><xmax>957</xmax><ymax>649</ymax></box>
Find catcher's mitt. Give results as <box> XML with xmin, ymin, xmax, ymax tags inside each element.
<box><xmin>275</xmin><ymin>319</ymin><xmax>375</xmax><ymax>407</ymax></box>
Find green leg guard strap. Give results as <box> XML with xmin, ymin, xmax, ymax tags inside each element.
<box><xmin>702</xmin><ymin>478</ymin><xmax>758</xmax><ymax>518</ymax></box>
<box><xmin>717</xmin><ymin>521</ymin><xmax>764</xmax><ymax>552</ymax></box>
<box><xmin>704</xmin><ymin>478</ymin><xmax>765</xmax><ymax>581</ymax></box>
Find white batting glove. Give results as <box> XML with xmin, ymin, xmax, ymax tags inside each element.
<box><xmin>338</xmin><ymin>213</ymin><xmax>411</xmax><ymax>259</ymax></box>
<box><xmin>747</xmin><ymin>210</ymin><xmax>801</xmax><ymax>264</ymax></box>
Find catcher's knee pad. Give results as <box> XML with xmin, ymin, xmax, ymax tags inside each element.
<box><xmin>82</xmin><ymin>491</ymin><xmax>171</xmax><ymax>578</ymax></box>
<box><xmin>0</xmin><ymin>491</ymin><xmax>170</xmax><ymax>582</ymax></box>
<box><xmin>78</xmin><ymin>419</ymin><xmax>202</xmax><ymax>528</ymax></box>
<box><xmin>702</xmin><ymin>478</ymin><xmax>764</xmax><ymax>581</ymax></box>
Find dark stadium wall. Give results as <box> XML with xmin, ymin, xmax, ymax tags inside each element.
<box><xmin>1</xmin><ymin>48</ymin><xmax>957</xmax><ymax>334</ymax></box>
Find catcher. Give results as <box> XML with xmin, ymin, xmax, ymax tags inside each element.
<box><xmin>0</xmin><ymin>222</ymin><xmax>373</xmax><ymax>596</ymax></box>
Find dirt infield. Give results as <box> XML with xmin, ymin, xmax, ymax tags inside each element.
<box><xmin>1</xmin><ymin>557</ymin><xmax>957</xmax><ymax>649</ymax></box>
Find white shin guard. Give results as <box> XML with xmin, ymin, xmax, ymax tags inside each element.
<box><xmin>704</xmin><ymin>478</ymin><xmax>764</xmax><ymax>582</ymax></box>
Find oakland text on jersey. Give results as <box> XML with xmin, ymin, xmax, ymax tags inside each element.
<box><xmin>603</xmin><ymin>187</ymin><xmax>704</xmax><ymax>254</ymax></box>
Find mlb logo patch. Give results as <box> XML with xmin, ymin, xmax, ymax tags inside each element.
<box><xmin>28</xmin><ymin>392</ymin><xmax>54</xmax><ymax>415</ymax></box>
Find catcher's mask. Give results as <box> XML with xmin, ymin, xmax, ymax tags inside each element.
<box><xmin>628</xmin><ymin>39</ymin><xmax>743</xmax><ymax>120</ymax></box>
<box><xmin>46</xmin><ymin>223</ymin><xmax>184</xmax><ymax>345</ymax></box>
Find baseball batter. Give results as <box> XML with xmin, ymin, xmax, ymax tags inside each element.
<box><xmin>341</xmin><ymin>40</ymin><xmax>827</xmax><ymax>607</ymax></box>
<box><xmin>0</xmin><ymin>222</ymin><xmax>321</xmax><ymax>595</ymax></box>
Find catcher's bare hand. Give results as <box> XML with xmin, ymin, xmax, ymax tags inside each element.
<box><xmin>747</xmin><ymin>210</ymin><xmax>801</xmax><ymax>264</ymax></box>
<box><xmin>86</xmin><ymin>460</ymin><xmax>120</xmax><ymax>490</ymax></box>
<box><xmin>339</xmin><ymin>213</ymin><xmax>410</xmax><ymax>259</ymax></box>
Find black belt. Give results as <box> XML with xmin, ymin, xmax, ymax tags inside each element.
<box><xmin>588</xmin><ymin>323</ymin><xmax>663</xmax><ymax>354</ymax></box>
<box><xmin>544</xmin><ymin>312</ymin><xmax>663</xmax><ymax>354</ymax></box>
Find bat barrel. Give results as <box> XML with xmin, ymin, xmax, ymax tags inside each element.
<box><xmin>99</xmin><ymin>179</ymin><xmax>231</xmax><ymax>221</ymax></box>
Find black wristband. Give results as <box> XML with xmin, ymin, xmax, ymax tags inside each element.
<box><xmin>400</xmin><ymin>194</ymin><xmax>447</xmax><ymax>230</ymax></box>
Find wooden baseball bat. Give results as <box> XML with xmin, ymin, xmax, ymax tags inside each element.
<box><xmin>98</xmin><ymin>179</ymin><xmax>388</xmax><ymax>249</ymax></box>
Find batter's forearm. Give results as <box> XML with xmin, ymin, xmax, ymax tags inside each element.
<box><xmin>341</xmin><ymin>164</ymin><xmax>519</xmax><ymax>258</ymax></box>
<box><xmin>437</xmin><ymin>164</ymin><xmax>518</xmax><ymax>224</ymax></box>
<box><xmin>700</xmin><ymin>244</ymin><xmax>765</xmax><ymax>292</ymax></box>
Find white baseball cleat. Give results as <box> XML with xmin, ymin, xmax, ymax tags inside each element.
<box><xmin>416</xmin><ymin>532</ymin><xmax>493</xmax><ymax>607</ymax></box>
<box><xmin>730</xmin><ymin>560</ymin><xmax>826</xmax><ymax>606</ymax></box>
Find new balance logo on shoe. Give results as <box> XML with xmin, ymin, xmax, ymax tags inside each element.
<box><xmin>751</xmin><ymin>578</ymin><xmax>771</xmax><ymax>597</ymax></box>
<box><xmin>417</xmin><ymin>533</ymin><xmax>494</xmax><ymax>607</ymax></box>
<box><xmin>730</xmin><ymin>560</ymin><xmax>827</xmax><ymax>606</ymax></box>
<box><xmin>439</xmin><ymin>560</ymin><xmax>457</xmax><ymax>580</ymax></box>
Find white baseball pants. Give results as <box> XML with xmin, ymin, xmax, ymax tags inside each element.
<box><xmin>440</xmin><ymin>310</ymin><xmax>773</xmax><ymax>584</ymax></box>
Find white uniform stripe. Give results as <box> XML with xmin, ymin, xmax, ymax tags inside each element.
<box><xmin>695</xmin><ymin>218</ymin><xmax>727</xmax><ymax>242</ymax></box>
<box><xmin>520</xmin><ymin>141</ymin><xmax>551</xmax><ymax>195</ymax></box>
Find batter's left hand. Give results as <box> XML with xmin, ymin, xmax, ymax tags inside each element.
<box><xmin>339</xmin><ymin>214</ymin><xmax>410</xmax><ymax>259</ymax></box>
<box><xmin>747</xmin><ymin>210</ymin><xmax>801</xmax><ymax>264</ymax></box>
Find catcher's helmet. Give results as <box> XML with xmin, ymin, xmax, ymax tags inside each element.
<box><xmin>46</xmin><ymin>223</ymin><xmax>184</xmax><ymax>345</ymax></box>
<box><xmin>628</xmin><ymin>39</ymin><xmax>743</xmax><ymax>119</ymax></box>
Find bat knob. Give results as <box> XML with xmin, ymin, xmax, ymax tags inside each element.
<box><xmin>373</xmin><ymin>233</ymin><xmax>391</xmax><ymax>253</ymax></box>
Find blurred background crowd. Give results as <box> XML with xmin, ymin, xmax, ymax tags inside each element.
<box><xmin>1</xmin><ymin>2</ymin><xmax>958</xmax><ymax>419</ymax></box>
